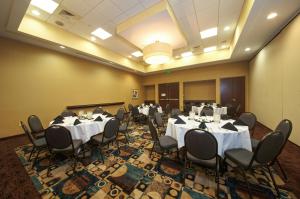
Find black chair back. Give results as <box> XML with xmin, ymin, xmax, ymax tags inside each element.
<box><xmin>165</xmin><ymin>104</ymin><xmax>171</xmax><ymax>114</ymax></box>
<box><xmin>253</xmin><ymin>131</ymin><xmax>285</xmax><ymax>165</ymax></box>
<box><xmin>103</xmin><ymin>118</ymin><xmax>119</xmax><ymax>139</ymax></box>
<box><xmin>154</xmin><ymin>112</ymin><xmax>164</xmax><ymax>127</ymax></box>
<box><xmin>28</xmin><ymin>115</ymin><xmax>44</xmax><ymax>133</ymax></box>
<box><xmin>239</xmin><ymin>112</ymin><xmax>257</xmax><ymax>130</ymax></box>
<box><xmin>171</xmin><ymin>108</ymin><xmax>180</xmax><ymax>117</ymax></box>
<box><xmin>148</xmin><ymin>119</ymin><xmax>159</xmax><ymax>142</ymax></box>
<box><xmin>116</xmin><ymin>108</ymin><xmax>125</xmax><ymax>121</ymax></box>
<box><xmin>201</xmin><ymin>107</ymin><xmax>213</xmax><ymax>116</ymax></box>
<box><xmin>185</xmin><ymin>129</ymin><xmax>218</xmax><ymax>160</ymax></box>
<box><xmin>93</xmin><ymin>107</ymin><xmax>104</xmax><ymax>114</ymax></box>
<box><xmin>128</xmin><ymin>104</ymin><xmax>133</xmax><ymax>112</ymax></box>
<box><xmin>20</xmin><ymin>121</ymin><xmax>35</xmax><ymax>144</ymax></box>
<box><xmin>275</xmin><ymin>119</ymin><xmax>292</xmax><ymax>142</ymax></box>
<box><xmin>149</xmin><ymin>106</ymin><xmax>157</xmax><ymax>118</ymax></box>
<box><xmin>61</xmin><ymin>110</ymin><xmax>76</xmax><ymax>117</ymax></box>
<box><xmin>45</xmin><ymin>126</ymin><xmax>73</xmax><ymax>150</ymax></box>
<box><xmin>132</xmin><ymin>106</ymin><xmax>140</xmax><ymax>116</ymax></box>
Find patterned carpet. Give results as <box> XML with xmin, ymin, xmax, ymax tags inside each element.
<box><xmin>15</xmin><ymin>125</ymin><xmax>296</xmax><ymax>199</ymax></box>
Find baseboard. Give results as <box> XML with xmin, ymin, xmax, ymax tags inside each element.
<box><xmin>0</xmin><ymin>133</ymin><xmax>25</xmax><ymax>141</ymax></box>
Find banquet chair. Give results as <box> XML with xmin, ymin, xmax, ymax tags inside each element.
<box><xmin>148</xmin><ymin>106</ymin><xmax>157</xmax><ymax>118</ymax></box>
<box><xmin>238</xmin><ymin>112</ymin><xmax>257</xmax><ymax>136</ymax></box>
<box><xmin>128</xmin><ymin>104</ymin><xmax>133</xmax><ymax>113</ymax></box>
<box><xmin>224</xmin><ymin>131</ymin><xmax>285</xmax><ymax>198</ymax></box>
<box><xmin>20</xmin><ymin>121</ymin><xmax>47</xmax><ymax>168</ymax></box>
<box><xmin>61</xmin><ymin>109</ymin><xmax>77</xmax><ymax>117</ymax></box>
<box><xmin>154</xmin><ymin>112</ymin><xmax>166</xmax><ymax>135</ymax></box>
<box><xmin>28</xmin><ymin>115</ymin><xmax>45</xmax><ymax>138</ymax></box>
<box><xmin>201</xmin><ymin>106</ymin><xmax>214</xmax><ymax>116</ymax></box>
<box><xmin>92</xmin><ymin>118</ymin><xmax>120</xmax><ymax>162</ymax></box>
<box><xmin>184</xmin><ymin>103</ymin><xmax>192</xmax><ymax>115</ymax></box>
<box><xmin>171</xmin><ymin>108</ymin><xmax>181</xmax><ymax>118</ymax></box>
<box><xmin>148</xmin><ymin>119</ymin><xmax>179</xmax><ymax>158</ymax></box>
<box><xmin>116</xmin><ymin>107</ymin><xmax>125</xmax><ymax>122</ymax></box>
<box><xmin>183</xmin><ymin>129</ymin><xmax>220</xmax><ymax>195</ymax></box>
<box><xmin>93</xmin><ymin>106</ymin><xmax>104</xmax><ymax>114</ymax></box>
<box><xmin>45</xmin><ymin>125</ymin><xmax>84</xmax><ymax>176</ymax></box>
<box><xmin>251</xmin><ymin>119</ymin><xmax>292</xmax><ymax>181</ymax></box>
<box><xmin>132</xmin><ymin>106</ymin><xmax>146</xmax><ymax>124</ymax></box>
<box><xmin>118</xmin><ymin>112</ymin><xmax>132</xmax><ymax>144</ymax></box>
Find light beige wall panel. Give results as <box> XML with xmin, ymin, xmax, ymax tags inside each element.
<box><xmin>0</xmin><ymin>38</ymin><xmax>144</xmax><ymax>138</ymax></box>
<box><xmin>184</xmin><ymin>80</ymin><xmax>216</xmax><ymax>100</ymax></box>
<box><xmin>249</xmin><ymin>15</ymin><xmax>300</xmax><ymax>145</ymax></box>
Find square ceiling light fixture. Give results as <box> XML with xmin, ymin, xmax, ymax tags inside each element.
<box><xmin>131</xmin><ymin>51</ymin><xmax>143</xmax><ymax>57</ymax></box>
<box><xmin>204</xmin><ymin>46</ymin><xmax>217</xmax><ymax>53</ymax></box>
<box><xmin>200</xmin><ymin>27</ymin><xmax>218</xmax><ymax>39</ymax></box>
<box><xmin>91</xmin><ymin>28</ymin><xmax>112</xmax><ymax>40</ymax></box>
<box><xmin>30</xmin><ymin>0</ymin><xmax>59</xmax><ymax>14</ymax></box>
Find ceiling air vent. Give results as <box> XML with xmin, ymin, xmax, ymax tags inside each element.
<box><xmin>59</xmin><ymin>9</ymin><xmax>75</xmax><ymax>17</ymax></box>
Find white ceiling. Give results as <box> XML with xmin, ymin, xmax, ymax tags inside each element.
<box><xmin>25</xmin><ymin>0</ymin><xmax>244</xmax><ymax>60</ymax></box>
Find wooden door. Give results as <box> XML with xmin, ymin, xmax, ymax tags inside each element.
<box><xmin>159</xmin><ymin>83</ymin><xmax>179</xmax><ymax>110</ymax></box>
<box><xmin>221</xmin><ymin>77</ymin><xmax>245</xmax><ymax>115</ymax></box>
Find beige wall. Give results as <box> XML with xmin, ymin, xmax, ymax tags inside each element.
<box><xmin>0</xmin><ymin>38</ymin><xmax>144</xmax><ymax>138</ymax></box>
<box><xmin>144</xmin><ymin>85</ymin><xmax>155</xmax><ymax>100</ymax></box>
<box><xmin>184</xmin><ymin>80</ymin><xmax>216</xmax><ymax>101</ymax></box>
<box><xmin>249</xmin><ymin>15</ymin><xmax>300</xmax><ymax>146</ymax></box>
<box><xmin>143</xmin><ymin>62</ymin><xmax>249</xmax><ymax>110</ymax></box>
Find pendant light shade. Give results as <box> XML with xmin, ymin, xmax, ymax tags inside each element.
<box><xmin>143</xmin><ymin>41</ymin><xmax>172</xmax><ymax>65</ymax></box>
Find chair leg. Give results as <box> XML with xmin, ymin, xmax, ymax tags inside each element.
<box><xmin>241</xmin><ymin>169</ymin><xmax>253</xmax><ymax>199</ymax></box>
<box><xmin>73</xmin><ymin>155</ymin><xmax>77</xmax><ymax>173</ymax></box>
<box><xmin>215</xmin><ymin>159</ymin><xmax>220</xmax><ymax>198</ymax></box>
<box><xmin>267</xmin><ymin>166</ymin><xmax>281</xmax><ymax>197</ymax></box>
<box><xmin>47</xmin><ymin>153</ymin><xmax>54</xmax><ymax>177</ymax></box>
<box><xmin>116</xmin><ymin>140</ymin><xmax>120</xmax><ymax>154</ymax></box>
<box><xmin>150</xmin><ymin>142</ymin><xmax>156</xmax><ymax>157</ymax></box>
<box><xmin>176</xmin><ymin>148</ymin><xmax>180</xmax><ymax>160</ymax></box>
<box><xmin>32</xmin><ymin>149</ymin><xmax>41</xmax><ymax>169</ymax></box>
<box><xmin>276</xmin><ymin>159</ymin><xmax>288</xmax><ymax>181</ymax></box>
<box><xmin>125</xmin><ymin>130</ymin><xmax>129</xmax><ymax>144</ymax></box>
<box><xmin>28</xmin><ymin>146</ymin><xmax>36</xmax><ymax>161</ymax></box>
<box><xmin>98</xmin><ymin>146</ymin><xmax>104</xmax><ymax>163</ymax></box>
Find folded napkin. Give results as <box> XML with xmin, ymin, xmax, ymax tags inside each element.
<box><xmin>94</xmin><ymin>116</ymin><xmax>103</xmax><ymax>122</ymax></box>
<box><xmin>73</xmin><ymin>119</ymin><xmax>81</xmax><ymax>126</ymax></box>
<box><xmin>233</xmin><ymin>119</ymin><xmax>247</xmax><ymax>126</ymax></box>
<box><xmin>175</xmin><ymin>117</ymin><xmax>186</xmax><ymax>124</ymax></box>
<box><xmin>52</xmin><ymin>118</ymin><xmax>64</xmax><ymax>124</ymax></box>
<box><xmin>199</xmin><ymin>121</ymin><xmax>207</xmax><ymax>130</ymax></box>
<box><xmin>222</xmin><ymin>122</ymin><xmax>238</xmax><ymax>131</ymax></box>
<box><xmin>54</xmin><ymin>115</ymin><xmax>64</xmax><ymax>121</ymax></box>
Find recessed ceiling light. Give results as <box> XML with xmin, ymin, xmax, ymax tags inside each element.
<box><xmin>59</xmin><ymin>45</ymin><xmax>65</xmax><ymax>49</ymax></box>
<box><xmin>175</xmin><ymin>55</ymin><xmax>180</xmax><ymax>59</ymax></box>
<box><xmin>128</xmin><ymin>55</ymin><xmax>132</xmax><ymax>58</ymax></box>
<box><xmin>30</xmin><ymin>0</ymin><xmax>59</xmax><ymax>14</ymax></box>
<box><xmin>181</xmin><ymin>51</ymin><xmax>193</xmax><ymax>58</ymax></box>
<box><xmin>91</xmin><ymin>28</ymin><xmax>112</xmax><ymax>40</ymax></box>
<box><xmin>200</xmin><ymin>27</ymin><xmax>218</xmax><ymax>39</ymax></box>
<box><xmin>204</xmin><ymin>46</ymin><xmax>217</xmax><ymax>53</ymax></box>
<box><xmin>221</xmin><ymin>45</ymin><xmax>227</xmax><ymax>49</ymax></box>
<box><xmin>267</xmin><ymin>12</ymin><xmax>278</xmax><ymax>20</ymax></box>
<box><xmin>245</xmin><ymin>47</ymin><xmax>251</xmax><ymax>52</ymax></box>
<box><xmin>31</xmin><ymin>10</ymin><xmax>40</xmax><ymax>16</ymax></box>
<box><xmin>131</xmin><ymin>51</ymin><xmax>143</xmax><ymax>57</ymax></box>
<box><xmin>224</xmin><ymin>26</ymin><xmax>230</xmax><ymax>31</ymax></box>
<box><xmin>90</xmin><ymin>36</ymin><xmax>96</xmax><ymax>42</ymax></box>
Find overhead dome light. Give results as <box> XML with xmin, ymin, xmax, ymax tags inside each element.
<box><xmin>143</xmin><ymin>41</ymin><xmax>172</xmax><ymax>65</ymax></box>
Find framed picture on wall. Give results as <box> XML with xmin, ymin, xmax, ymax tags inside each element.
<box><xmin>132</xmin><ymin>89</ymin><xmax>139</xmax><ymax>99</ymax></box>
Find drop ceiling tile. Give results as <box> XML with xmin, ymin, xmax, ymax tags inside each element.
<box><xmin>61</xmin><ymin>0</ymin><xmax>102</xmax><ymax>17</ymax></box>
<box><xmin>139</xmin><ymin>0</ymin><xmax>161</xmax><ymax>8</ymax></box>
<box><xmin>124</xmin><ymin>4</ymin><xmax>145</xmax><ymax>18</ymax></box>
<box><xmin>111</xmin><ymin>0</ymin><xmax>140</xmax><ymax>11</ymax></box>
<box><xmin>112</xmin><ymin>12</ymin><xmax>129</xmax><ymax>25</ymax></box>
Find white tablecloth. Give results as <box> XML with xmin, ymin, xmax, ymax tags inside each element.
<box><xmin>138</xmin><ymin>106</ymin><xmax>163</xmax><ymax>116</ymax></box>
<box><xmin>50</xmin><ymin>114</ymin><xmax>112</xmax><ymax>143</ymax></box>
<box><xmin>165</xmin><ymin>116</ymin><xmax>252</xmax><ymax>157</ymax></box>
<box><xmin>192</xmin><ymin>105</ymin><xmax>227</xmax><ymax>115</ymax></box>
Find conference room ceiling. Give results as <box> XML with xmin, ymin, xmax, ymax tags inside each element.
<box><xmin>1</xmin><ymin>0</ymin><xmax>300</xmax><ymax>74</ymax></box>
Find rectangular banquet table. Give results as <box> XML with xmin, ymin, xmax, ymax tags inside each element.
<box><xmin>50</xmin><ymin>114</ymin><xmax>112</xmax><ymax>143</ymax></box>
<box><xmin>165</xmin><ymin>115</ymin><xmax>252</xmax><ymax>157</ymax></box>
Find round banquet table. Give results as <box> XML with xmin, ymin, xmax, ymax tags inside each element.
<box><xmin>138</xmin><ymin>105</ymin><xmax>163</xmax><ymax>116</ymax></box>
<box><xmin>165</xmin><ymin>115</ymin><xmax>252</xmax><ymax>157</ymax></box>
<box><xmin>192</xmin><ymin>105</ymin><xmax>227</xmax><ymax>115</ymax></box>
<box><xmin>50</xmin><ymin>114</ymin><xmax>112</xmax><ymax>143</ymax></box>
